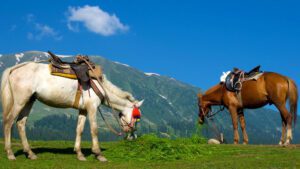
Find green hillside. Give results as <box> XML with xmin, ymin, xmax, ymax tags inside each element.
<box><xmin>0</xmin><ymin>135</ymin><xmax>299</xmax><ymax>169</ymax></box>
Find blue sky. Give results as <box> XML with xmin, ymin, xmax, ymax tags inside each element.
<box><xmin>0</xmin><ymin>0</ymin><xmax>299</xmax><ymax>92</ymax></box>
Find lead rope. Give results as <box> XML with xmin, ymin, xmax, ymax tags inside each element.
<box><xmin>82</xmin><ymin>58</ymin><xmax>123</xmax><ymax>136</ymax></box>
<box><xmin>205</xmin><ymin>106</ymin><xmax>225</xmax><ymax>142</ymax></box>
<box><xmin>97</xmin><ymin>107</ymin><xmax>122</xmax><ymax>136</ymax></box>
<box><xmin>206</xmin><ymin>118</ymin><xmax>223</xmax><ymax>142</ymax></box>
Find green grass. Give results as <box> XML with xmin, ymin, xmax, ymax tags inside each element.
<box><xmin>1</xmin><ymin>134</ymin><xmax>299</xmax><ymax>169</ymax></box>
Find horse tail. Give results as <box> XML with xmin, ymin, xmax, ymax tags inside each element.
<box><xmin>1</xmin><ymin>62</ymin><xmax>31</xmax><ymax>123</ymax></box>
<box><xmin>287</xmin><ymin>78</ymin><xmax>298</xmax><ymax>127</ymax></box>
<box><xmin>1</xmin><ymin>68</ymin><xmax>14</xmax><ymax>124</ymax></box>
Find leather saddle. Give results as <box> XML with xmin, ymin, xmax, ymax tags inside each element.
<box><xmin>48</xmin><ymin>51</ymin><xmax>103</xmax><ymax>86</ymax></box>
<box><xmin>225</xmin><ymin>65</ymin><xmax>262</xmax><ymax>92</ymax></box>
<box><xmin>48</xmin><ymin>51</ymin><xmax>104</xmax><ymax>108</ymax></box>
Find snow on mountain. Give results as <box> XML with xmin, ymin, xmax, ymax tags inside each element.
<box><xmin>43</xmin><ymin>52</ymin><xmax>50</xmax><ymax>57</ymax></box>
<box><xmin>33</xmin><ymin>55</ymin><xmax>45</xmax><ymax>62</ymax></box>
<box><xmin>159</xmin><ymin>94</ymin><xmax>173</xmax><ymax>106</ymax></box>
<box><xmin>145</xmin><ymin>73</ymin><xmax>160</xmax><ymax>76</ymax></box>
<box><xmin>114</xmin><ymin>61</ymin><xmax>130</xmax><ymax>67</ymax></box>
<box><xmin>40</xmin><ymin>52</ymin><xmax>71</xmax><ymax>58</ymax></box>
<box><xmin>15</xmin><ymin>53</ymin><xmax>24</xmax><ymax>64</ymax></box>
<box><xmin>57</xmin><ymin>54</ymin><xmax>72</xmax><ymax>58</ymax></box>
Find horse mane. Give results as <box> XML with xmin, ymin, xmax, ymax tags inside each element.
<box><xmin>102</xmin><ymin>75</ymin><xmax>135</xmax><ymax>102</ymax></box>
<box><xmin>204</xmin><ymin>83</ymin><xmax>223</xmax><ymax>96</ymax></box>
<box><xmin>202</xmin><ymin>83</ymin><xmax>224</xmax><ymax>104</ymax></box>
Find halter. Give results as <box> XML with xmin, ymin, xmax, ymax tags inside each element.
<box><xmin>119</xmin><ymin>106</ymin><xmax>141</xmax><ymax>130</ymax></box>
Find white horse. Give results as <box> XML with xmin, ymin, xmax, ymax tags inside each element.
<box><xmin>1</xmin><ymin>62</ymin><xmax>144</xmax><ymax>161</ymax></box>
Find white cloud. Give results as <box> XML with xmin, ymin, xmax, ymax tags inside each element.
<box><xmin>26</xmin><ymin>14</ymin><xmax>62</xmax><ymax>41</ymax></box>
<box><xmin>67</xmin><ymin>5</ymin><xmax>129</xmax><ymax>36</ymax></box>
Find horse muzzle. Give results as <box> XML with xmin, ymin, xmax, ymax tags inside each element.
<box><xmin>198</xmin><ymin>117</ymin><xmax>204</xmax><ymax>125</ymax></box>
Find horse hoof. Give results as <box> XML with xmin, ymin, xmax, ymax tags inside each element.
<box><xmin>278</xmin><ymin>141</ymin><xmax>284</xmax><ymax>146</ymax></box>
<box><xmin>8</xmin><ymin>154</ymin><xmax>16</xmax><ymax>160</ymax></box>
<box><xmin>28</xmin><ymin>154</ymin><xmax>38</xmax><ymax>160</ymax></box>
<box><xmin>77</xmin><ymin>155</ymin><xmax>87</xmax><ymax>161</ymax></box>
<box><xmin>97</xmin><ymin>155</ymin><xmax>108</xmax><ymax>162</ymax></box>
<box><xmin>284</xmin><ymin>141</ymin><xmax>290</xmax><ymax>147</ymax></box>
<box><xmin>243</xmin><ymin>142</ymin><xmax>248</xmax><ymax>145</ymax></box>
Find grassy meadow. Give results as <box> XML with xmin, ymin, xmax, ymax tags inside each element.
<box><xmin>0</xmin><ymin>134</ymin><xmax>299</xmax><ymax>169</ymax></box>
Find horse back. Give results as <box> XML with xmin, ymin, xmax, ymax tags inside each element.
<box><xmin>241</xmin><ymin>72</ymin><xmax>289</xmax><ymax>108</ymax></box>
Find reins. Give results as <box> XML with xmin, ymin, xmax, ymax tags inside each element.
<box><xmin>97</xmin><ymin>107</ymin><xmax>122</xmax><ymax>136</ymax></box>
<box><xmin>205</xmin><ymin>106</ymin><xmax>225</xmax><ymax>119</ymax></box>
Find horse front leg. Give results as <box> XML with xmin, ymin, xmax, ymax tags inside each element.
<box><xmin>229</xmin><ymin>107</ymin><xmax>239</xmax><ymax>144</ymax></box>
<box><xmin>87</xmin><ymin>105</ymin><xmax>107</xmax><ymax>162</ymax></box>
<box><xmin>238</xmin><ymin>111</ymin><xmax>249</xmax><ymax>144</ymax></box>
<box><xmin>74</xmin><ymin>110</ymin><xmax>87</xmax><ymax>161</ymax></box>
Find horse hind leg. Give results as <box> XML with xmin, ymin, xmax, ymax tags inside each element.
<box><xmin>276</xmin><ymin>104</ymin><xmax>292</xmax><ymax>146</ymax></box>
<box><xmin>16</xmin><ymin>99</ymin><xmax>37</xmax><ymax>160</ymax></box>
<box><xmin>4</xmin><ymin>103</ymin><xmax>26</xmax><ymax>160</ymax></box>
<box><xmin>279</xmin><ymin>121</ymin><xmax>286</xmax><ymax>145</ymax></box>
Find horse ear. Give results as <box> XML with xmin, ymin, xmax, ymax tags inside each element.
<box><xmin>135</xmin><ymin>100</ymin><xmax>144</xmax><ymax>107</ymax></box>
<box><xmin>197</xmin><ymin>93</ymin><xmax>202</xmax><ymax>103</ymax></box>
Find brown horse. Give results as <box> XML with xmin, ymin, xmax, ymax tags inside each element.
<box><xmin>197</xmin><ymin>72</ymin><xmax>298</xmax><ymax>145</ymax></box>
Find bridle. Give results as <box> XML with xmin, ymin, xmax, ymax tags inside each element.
<box><xmin>119</xmin><ymin>106</ymin><xmax>141</xmax><ymax>131</ymax></box>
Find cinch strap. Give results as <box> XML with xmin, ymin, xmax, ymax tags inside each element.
<box><xmin>73</xmin><ymin>82</ymin><xmax>82</xmax><ymax>108</ymax></box>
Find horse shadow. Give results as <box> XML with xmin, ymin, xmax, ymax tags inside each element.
<box><xmin>14</xmin><ymin>147</ymin><xmax>107</xmax><ymax>157</ymax></box>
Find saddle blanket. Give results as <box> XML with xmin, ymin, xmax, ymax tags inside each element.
<box><xmin>49</xmin><ymin>64</ymin><xmax>103</xmax><ymax>80</ymax></box>
<box><xmin>49</xmin><ymin>64</ymin><xmax>77</xmax><ymax>79</ymax></box>
<box><xmin>220</xmin><ymin>71</ymin><xmax>263</xmax><ymax>83</ymax></box>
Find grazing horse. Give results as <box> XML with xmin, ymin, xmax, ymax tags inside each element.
<box><xmin>1</xmin><ymin>62</ymin><xmax>144</xmax><ymax>161</ymax></box>
<box><xmin>197</xmin><ymin>72</ymin><xmax>298</xmax><ymax>145</ymax></box>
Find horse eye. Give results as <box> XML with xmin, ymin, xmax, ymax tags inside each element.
<box><xmin>118</xmin><ymin>113</ymin><xmax>123</xmax><ymax>118</ymax></box>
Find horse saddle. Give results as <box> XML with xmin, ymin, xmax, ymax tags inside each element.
<box><xmin>48</xmin><ymin>51</ymin><xmax>103</xmax><ymax>83</ymax></box>
<box><xmin>225</xmin><ymin>65</ymin><xmax>263</xmax><ymax>92</ymax></box>
<box><xmin>48</xmin><ymin>51</ymin><xmax>104</xmax><ymax>108</ymax></box>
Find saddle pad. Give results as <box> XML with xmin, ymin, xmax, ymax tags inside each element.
<box><xmin>49</xmin><ymin>64</ymin><xmax>77</xmax><ymax>79</ymax></box>
<box><xmin>244</xmin><ymin>72</ymin><xmax>263</xmax><ymax>81</ymax></box>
